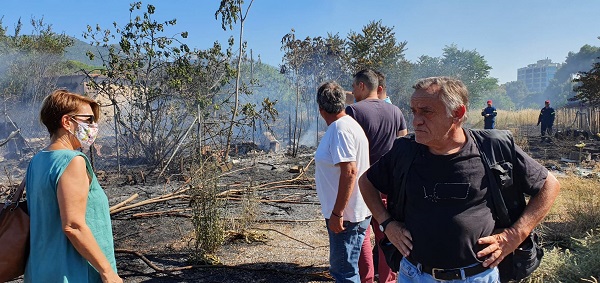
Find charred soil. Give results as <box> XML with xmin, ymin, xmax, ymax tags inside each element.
<box><xmin>6</xmin><ymin>126</ymin><xmax>600</xmax><ymax>283</ymax></box>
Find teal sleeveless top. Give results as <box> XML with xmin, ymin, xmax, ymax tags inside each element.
<box><xmin>24</xmin><ymin>150</ymin><xmax>116</xmax><ymax>283</ymax></box>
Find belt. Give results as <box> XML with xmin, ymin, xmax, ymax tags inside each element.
<box><xmin>406</xmin><ymin>257</ymin><xmax>490</xmax><ymax>281</ymax></box>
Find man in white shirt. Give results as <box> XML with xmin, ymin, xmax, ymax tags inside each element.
<box><xmin>315</xmin><ymin>81</ymin><xmax>371</xmax><ymax>283</ymax></box>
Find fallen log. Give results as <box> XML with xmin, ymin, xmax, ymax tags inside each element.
<box><xmin>110</xmin><ymin>194</ymin><xmax>189</xmax><ymax>215</ymax></box>
<box><xmin>109</xmin><ymin>193</ymin><xmax>139</xmax><ymax>213</ymax></box>
<box><xmin>108</xmin><ymin>159</ymin><xmax>314</xmax><ymax>215</ymax></box>
<box><xmin>132</xmin><ymin>208</ymin><xmax>192</xmax><ymax>218</ymax></box>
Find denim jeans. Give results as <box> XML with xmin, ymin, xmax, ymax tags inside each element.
<box><xmin>326</xmin><ymin>216</ymin><xmax>371</xmax><ymax>283</ymax></box>
<box><xmin>398</xmin><ymin>257</ymin><xmax>500</xmax><ymax>283</ymax></box>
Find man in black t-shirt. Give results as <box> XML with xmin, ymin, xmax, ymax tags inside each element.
<box><xmin>358</xmin><ymin>77</ymin><xmax>561</xmax><ymax>282</ymax></box>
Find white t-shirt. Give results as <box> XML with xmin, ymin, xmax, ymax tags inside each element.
<box><xmin>315</xmin><ymin>115</ymin><xmax>371</xmax><ymax>222</ymax></box>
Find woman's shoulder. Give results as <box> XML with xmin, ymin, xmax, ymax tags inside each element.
<box><xmin>33</xmin><ymin>149</ymin><xmax>87</xmax><ymax>164</ymax></box>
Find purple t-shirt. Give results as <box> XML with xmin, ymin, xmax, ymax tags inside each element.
<box><xmin>346</xmin><ymin>99</ymin><xmax>407</xmax><ymax>164</ymax></box>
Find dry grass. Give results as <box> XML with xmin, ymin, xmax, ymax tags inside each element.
<box><xmin>524</xmin><ymin>229</ymin><xmax>600</xmax><ymax>283</ymax></box>
<box><xmin>526</xmin><ymin>174</ymin><xmax>600</xmax><ymax>282</ymax></box>
<box><xmin>466</xmin><ymin>108</ymin><xmax>600</xmax><ymax>281</ymax></box>
<box><xmin>468</xmin><ymin>109</ymin><xmax>539</xmax><ymax>151</ymax></box>
<box><xmin>467</xmin><ymin>109</ymin><xmax>539</xmax><ymax>130</ymax></box>
<box><xmin>545</xmin><ymin>174</ymin><xmax>600</xmax><ymax>236</ymax></box>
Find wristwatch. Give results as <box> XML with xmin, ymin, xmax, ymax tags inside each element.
<box><xmin>379</xmin><ymin>217</ymin><xmax>394</xmax><ymax>233</ymax></box>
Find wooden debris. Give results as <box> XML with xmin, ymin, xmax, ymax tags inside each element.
<box><xmin>288</xmin><ymin>165</ymin><xmax>302</xmax><ymax>173</ymax></box>
<box><xmin>132</xmin><ymin>208</ymin><xmax>192</xmax><ymax>218</ymax></box>
<box><xmin>109</xmin><ymin>193</ymin><xmax>139</xmax><ymax>213</ymax></box>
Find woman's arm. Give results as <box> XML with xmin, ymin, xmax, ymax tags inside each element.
<box><xmin>57</xmin><ymin>156</ymin><xmax>122</xmax><ymax>283</ymax></box>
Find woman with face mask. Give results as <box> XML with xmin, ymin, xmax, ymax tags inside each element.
<box><xmin>24</xmin><ymin>90</ymin><xmax>122</xmax><ymax>283</ymax></box>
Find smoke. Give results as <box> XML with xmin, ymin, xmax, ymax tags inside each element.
<box><xmin>298</xmin><ymin>121</ymin><xmax>318</xmax><ymax>147</ymax></box>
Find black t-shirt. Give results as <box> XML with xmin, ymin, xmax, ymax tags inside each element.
<box><xmin>367</xmin><ymin>129</ymin><xmax>548</xmax><ymax>268</ymax></box>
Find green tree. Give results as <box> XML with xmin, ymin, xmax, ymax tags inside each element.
<box><xmin>411</xmin><ymin>55</ymin><xmax>444</xmax><ymax>79</ymax></box>
<box><xmin>0</xmin><ymin>17</ymin><xmax>73</xmax><ymax>104</ymax></box>
<box><xmin>477</xmin><ymin>86</ymin><xmax>514</xmax><ymax>112</ymax></box>
<box><xmin>411</xmin><ymin>45</ymin><xmax>498</xmax><ymax>104</ymax></box>
<box><xmin>503</xmin><ymin>80</ymin><xmax>529</xmax><ymax>107</ymax></box>
<box><xmin>545</xmin><ymin>44</ymin><xmax>600</xmax><ymax>106</ymax></box>
<box><xmin>0</xmin><ymin>17</ymin><xmax>74</xmax><ymax>140</ymax></box>
<box><xmin>346</xmin><ymin>20</ymin><xmax>407</xmax><ymax>72</ymax></box>
<box><xmin>345</xmin><ymin>20</ymin><xmax>411</xmax><ymax>104</ymax></box>
<box><xmin>573</xmin><ymin>55</ymin><xmax>600</xmax><ymax>106</ymax></box>
<box><xmin>216</xmin><ymin>0</ymin><xmax>256</xmax><ymax>158</ymax></box>
<box><xmin>83</xmin><ymin>2</ymin><xmax>193</xmax><ymax>165</ymax></box>
<box><xmin>440</xmin><ymin>45</ymin><xmax>498</xmax><ymax>102</ymax></box>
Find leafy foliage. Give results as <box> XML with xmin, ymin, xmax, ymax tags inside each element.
<box><xmin>545</xmin><ymin>44</ymin><xmax>600</xmax><ymax>106</ymax></box>
<box><xmin>82</xmin><ymin>2</ymin><xmax>204</xmax><ymax>165</ymax></box>
<box><xmin>215</xmin><ymin>0</ymin><xmax>242</xmax><ymax>31</ymax></box>
<box><xmin>573</xmin><ymin>54</ymin><xmax>600</xmax><ymax>107</ymax></box>
<box><xmin>504</xmin><ymin>80</ymin><xmax>530</xmax><ymax>108</ymax></box>
<box><xmin>345</xmin><ymin>20</ymin><xmax>411</xmax><ymax>104</ymax></box>
<box><xmin>346</xmin><ymin>20</ymin><xmax>407</xmax><ymax>73</ymax></box>
<box><xmin>215</xmin><ymin>0</ymin><xmax>263</xmax><ymax>158</ymax></box>
<box><xmin>64</xmin><ymin>37</ymin><xmax>109</xmax><ymax>66</ymax></box>
<box><xmin>0</xmin><ymin>17</ymin><xmax>74</xmax><ymax>105</ymax></box>
<box><xmin>411</xmin><ymin>45</ymin><xmax>498</xmax><ymax>104</ymax></box>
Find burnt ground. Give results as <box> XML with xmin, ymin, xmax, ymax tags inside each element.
<box><xmin>5</xmin><ymin>125</ymin><xmax>600</xmax><ymax>283</ymax></box>
<box><xmin>104</xmin><ymin>150</ymin><xmax>332</xmax><ymax>283</ymax></box>
<box><xmin>106</xmin><ymin>126</ymin><xmax>600</xmax><ymax>283</ymax></box>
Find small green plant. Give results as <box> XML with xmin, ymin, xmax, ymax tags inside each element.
<box><xmin>238</xmin><ymin>180</ymin><xmax>258</xmax><ymax>232</ymax></box>
<box><xmin>188</xmin><ymin>159</ymin><xmax>224</xmax><ymax>265</ymax></box>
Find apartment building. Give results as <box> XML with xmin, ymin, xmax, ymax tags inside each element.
<box><xmin>517</xmin><ymin>58</ymin><xmax>562</xmax><ymax>93</ymax></box>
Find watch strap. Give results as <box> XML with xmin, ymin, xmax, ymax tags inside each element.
<box><xmin>380</xmin><ymin>217</ymin><xmax>394</xmax><ymax>232</ymax></box>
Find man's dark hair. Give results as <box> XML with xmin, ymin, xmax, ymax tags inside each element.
<box><xmin>374</xmin><ymin>70</ymin><xmax>386</xmax><ymax>90</ymax></box>
<box><xmin>353</xmin><ymin>69</ymin><xmax>379</xmax><ymax>91</ymax></box>
<box><xmin>317</xmin><ymin>81</ymin><xmax>346</xmax><ymax>114</ymax></box>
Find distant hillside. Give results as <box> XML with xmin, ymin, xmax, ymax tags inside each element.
<box><xmin>64</xmin><ymin>37</ymin><xmax>110</xmax><ymax>67</ymax></box>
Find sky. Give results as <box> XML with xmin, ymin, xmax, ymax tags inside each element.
<box><xmin>2</xmin><ymin>0</ymin><xmax>599</xmax><ymax>84</ymax></box>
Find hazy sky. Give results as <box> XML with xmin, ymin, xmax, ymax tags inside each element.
<box><xmin>2</xmin><ymin>0</ymin><xmax>599</xmax><ymax>84</ymax></box>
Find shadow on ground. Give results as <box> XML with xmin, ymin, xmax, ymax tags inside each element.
<box><xmin>118</xmin><ymin>253</ymin><xmax>332</xmax><ymax>283</ymax></box>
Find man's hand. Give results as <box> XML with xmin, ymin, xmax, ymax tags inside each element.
<box><xmin>385</xmin><ymin>221</ymin><xmax>413</xmax><ymax>257</ymax></box>
<box><xmin>328</xmin><ymin>213</ymin><xmax>345</xmax><ymax>233</ymax></box>
<box><xmin>477</xmin><ymin>228</ymin><xmax>522</xmax><ymax>268</ymax></box>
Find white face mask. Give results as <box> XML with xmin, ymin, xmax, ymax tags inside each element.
<box><xmin>70</xmin><ymin>118</ymin><xmax>99</xmax><ymax>150</ymax></box>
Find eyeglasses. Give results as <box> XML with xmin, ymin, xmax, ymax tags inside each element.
<box><xmin>70</xmin><ymin>114</ymin><xmax>95</xmax><ymax>124</ymax></box>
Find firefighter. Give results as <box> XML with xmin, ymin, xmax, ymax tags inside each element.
<box><xmin>481</xmin><ymin>100</ymin><xmax>497</xmax><ymax>129</ymax></box>
<box><xmin>537</xmin><ymin>100</ymin><xmax>555</xmax><ymax>137</ymax></box>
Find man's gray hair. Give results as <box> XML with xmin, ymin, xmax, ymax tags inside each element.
<box><xmin>413</xmin><ymin>76</ymin><xmax>469</xmax><ymax>121</ymax></box>
<box><xmin>317</xmin><ymin>81</ymin><xmax>346</xmax><ymax>114</ymax></box>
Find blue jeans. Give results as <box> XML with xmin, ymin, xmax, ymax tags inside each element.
<box><xmin>398</xmin><ymin>257</ymin><xmax>500</xmax><ymax>283</ymax></box>
<box><xmin>326</xmin><ymin>216</ymin><xmax>371</xmax><ymax>283</ymax></box>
